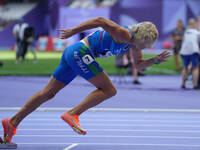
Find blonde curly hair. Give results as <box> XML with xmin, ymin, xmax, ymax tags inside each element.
<box><xmin>132</xmin><ymin>22</ymin><xmax>158</xmax><ymax>48</ymax></box>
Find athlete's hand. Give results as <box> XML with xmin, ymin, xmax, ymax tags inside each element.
<box><xmin>58</xmin><ymin>28</ymin><xmax>74</xmax><ymax>39</ymax></box>
<box><xmin>154</xmin><ymin>50</ymin><xmax>171</xmax><ymax>64</ymax></box>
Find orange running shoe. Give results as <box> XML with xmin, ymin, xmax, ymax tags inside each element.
<box><xmin>2</xmin><ymin>119</ymin><xmax>17</xmax><ymax>143</ymax></box>
<box><xmin>61</xmin><ymin>111</ymin><xmax>86</xmax><ymax>135</ymax></box>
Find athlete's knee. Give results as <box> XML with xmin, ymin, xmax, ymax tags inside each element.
<box><xmin>110</xmin><ymin>87</ymin><xmax>117</xmax><ymax>97</ymax></box>
<box><xmin>103</xmin><ymin>86</ymin><xmax>117</xmax><ymax>98</ymax></box>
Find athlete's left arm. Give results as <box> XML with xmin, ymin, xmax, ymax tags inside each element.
<box><xmin>130</xmin><ymin>47</ymin><xmax>171</xmax><ymax>70</ymax></box>
<box><xmin>58</xmin><ymin>17</ymin><xmax>131</xmax><ymax>42</ymax></box>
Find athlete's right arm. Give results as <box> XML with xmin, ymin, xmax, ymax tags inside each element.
<box><xmin>59</xmin><ymin>17</ymin><xmax>131</xmax><ymax>43</ymax></box>
<box><xmin>130</xmin><ymin>46</ymin><xmax>170</xmax><ymax>71</ymax></box>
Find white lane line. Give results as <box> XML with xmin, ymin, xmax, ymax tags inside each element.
<box><xmin>63</xmin><ymin>144</ymin><xmax>78</xmax><ymax>150</ymax></box>
<box><xmin>17</xmin><ymin>118</ymin><xmax>200</xmax><ymax>123</ymax></box>
<box><xmin>15</xmin><ymin>123</ymin><xmax>200</xmax><ymax>127</ymax></box>
<box><xmin>1</xmin><ymin>128</ymin><xmax>200</xmax><ymax>133</ymax></box>
<box><xmin>1</xmin><ymin>107</ymin><xmax>200</xmax><ymax>113</ymax></box>
<box><xmin>16</xmin><ymin>142</ymin><xmax>200</xmax><ymax>147</ymax></box>
<box><xmin>13</xmin><ymin>134</ymin><xmax>200</xmax><ymax>139</ymax></box>
<box><xmin>5</xmin><ymin>115</ymin><xmax>200</xmax><ymax>120</ymax></box>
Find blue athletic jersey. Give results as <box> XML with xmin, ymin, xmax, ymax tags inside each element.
<box><xmin>87</xmin><ymin>26</ymin><xmax>134</xmax><ymax>58</ymax></box>
<box><xmin>52</xmin><ymin>26</ymin><xmax>133</xmax><ymax>84</ymax></box>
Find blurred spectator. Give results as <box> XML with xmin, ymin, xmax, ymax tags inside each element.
<box><xmin>114</xmin><ymin>53</ymin><xmax>130</xmax><ymax>83</ymax></box>
<box><xmin>180</xmin><ymin>18</ymin><xmax>200</xmax><ymax>90</ymax></box>
<box><xmin>13</xmin><ymin>18</ymin><xmax>36</xmax><ymax>63</ymax></box>
<box><xmin>171</xmin><ymin>19</ymin><xmax>185</xmax><ymax>71</ymax></box>
<box><xmin>196</xmin><ymin>16</ymin><xmax>200</xmax><ymax>31</ymax></box>
<box><xmin>196</xmin><ymin>16</ymin><xmax>200</xmax><ymax>88</ymax></box>
<box><xmin>115</xmin><ymin>51</ymin><xmax>141</xmax><ymax>84</ymax></box>
<box><xmin>196</xmin><ymin>15</ymin><xmax>200</xmax><ymax>49</ymax></box>
<box><xmin>126</xmin><ymin>51</ymin><xmax>141</xmax><ymax>84</ymax></box>
<box><xmin>13</xmin><ymin>18</ymin><xmax>28</xmax><ymax>63</ymax></box>
<box><xmin>24</xmin><ymin>26</ymin><xmax>37</xmax><ymax>63</ymax></box>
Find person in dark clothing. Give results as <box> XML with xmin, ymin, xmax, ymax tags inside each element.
<box><xmin>13</xmin><ymin>18</ymin><xmax>28</xmax><ymax>63</ymax></box>
<box><xmin>22</xmin><ymin>26</ymin><xmax>37</xmax><ymax>63</ymax></box>
<box><xmin>172</xmin><ymin>19</ymin><xmax>185</xmax><ymax>71</ymax></box>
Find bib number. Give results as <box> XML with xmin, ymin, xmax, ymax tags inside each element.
<box><xmin>82</xmin><ymin>55</ymin><xmax>94</xmax><ymax>65</ymax></box>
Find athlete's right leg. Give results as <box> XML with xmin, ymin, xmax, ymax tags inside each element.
<box><xmin>3</xmin><ymin>47</ymin><xmax>77</xmax><ymax>143</ymax></box>
<box><xmin>10</xmin><ymin>77</ymin><xmax>66</xmax><ymax>127</ymax></box>
<box><xmin>2</xmin><ymin>77</ymin><xmax>66</xmax><ymax>143</ymax></box>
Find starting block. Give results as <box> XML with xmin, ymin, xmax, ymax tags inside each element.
<box><xmin>0</xmin><ymin>137</ymin><xmax>17</xmax><ymax>149</ymax></box>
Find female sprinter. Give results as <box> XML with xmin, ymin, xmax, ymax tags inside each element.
<box><xmin>2</xmin><ymin>17</ymin><xmax>170</xmax><ymax>143</ymax></box>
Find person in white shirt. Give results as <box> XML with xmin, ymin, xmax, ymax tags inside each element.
<box><xmin>180</xmin><ymin>18</ymin><xmax>200</xmax><ymax>89</ymax></box>
<box><xmin>13</xmin><ymin>18</ymin><xmax>28</xmax><ymax>63</ymax></box>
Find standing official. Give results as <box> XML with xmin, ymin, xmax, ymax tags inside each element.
<box><xmin>13</xmin><ymin>18</ymin><xmax>28</xmax><ymax>63</ymax></box>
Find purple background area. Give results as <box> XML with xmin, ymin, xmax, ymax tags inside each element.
<box><xmin>0</xmin><ymin>76</ymin><xmax>200</xmax><ymax>110</ymax></box>
<box><xmin>0</xmin><ymin>0</ymin><xmax>199</xmax><ymax>48</ymax></box>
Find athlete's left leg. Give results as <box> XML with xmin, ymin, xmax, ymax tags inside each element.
<box><xmin>11</xmin><ymin>77</ymin><xmax>66</xmax><ymax>127</ymax></box>
<box><xmin>61</xmin><ymin>72</ymin><xmax>117</xmax><ymax>135</ymax></box>
<box><xmin>69</xmin><ymin>72</ymin><xmax>117</xmax><ymax>116</ymax></box>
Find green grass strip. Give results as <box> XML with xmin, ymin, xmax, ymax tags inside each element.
<box><xmin>0</xmin><ymin>50</ymin><xmax>180</xmax><ymax>76</ymax></box>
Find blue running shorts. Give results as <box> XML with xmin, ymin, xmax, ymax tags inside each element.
<box><xmin>52</xmin><ymin>42</ymin><xmax>103</xmax><ymax>84</ymax></box>
<box><xmin>181</xmin><ymin>53</ymin><xmax>199</xmax><ymax>68</ymax></box>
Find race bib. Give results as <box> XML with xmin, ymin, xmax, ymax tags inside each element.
<box><xmin>82</xmin><ymin>55</ymin><xmax>94</xmax><ymax>65</ymax></box>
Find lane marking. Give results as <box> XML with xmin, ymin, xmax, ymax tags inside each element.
<box><xmin>1</xmin><ymin>128</ymin><xmax>200</xmax><ymax>133</ymax></box>
<box><xmin>16</xmin><ymin>142</ymin><xmax>200</xmax><ymax>147</ymax></box>
<box><xmin>10</xmin><ymin>118</ymin><xmax>200</xmax><ymax>123</ymax></box>
<box><xmin>1</xmin><ymin>107</ymin><xmax>200</xmax><ymax>113</ymax></box>
<box><xmin>2</xmin><ymin>115</ymin><xmax>200</xmax><ymax>120</ymax></box>
<box><xmin>12</xmin><ymin>134</ymin><xmax>200</xmax><ymax>139</ymax></box>
<box><xmin>63</xmin><ymin>144</ymin><xmax>78</xmax><ymax>150</ymax></box>
<box><xmin>12</xmin><ymin>123</ymin><xmax>200</xmax><ymax>128</ymax></box>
